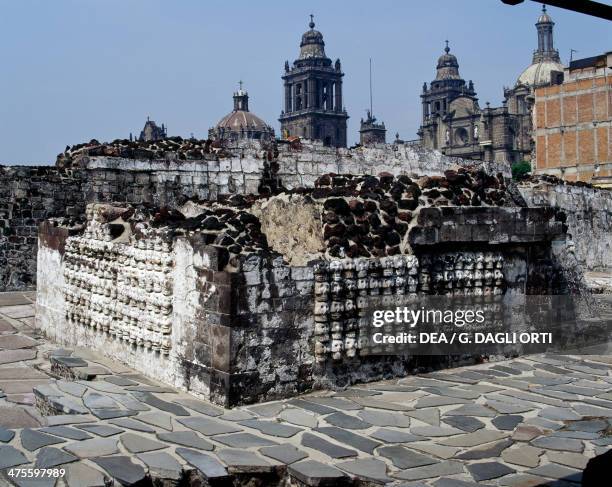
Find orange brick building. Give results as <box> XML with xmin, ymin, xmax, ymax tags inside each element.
<box><xmin>534</xmin><ymin>52</ymin><xmax>611</xmax><ymax>187</ymax></box>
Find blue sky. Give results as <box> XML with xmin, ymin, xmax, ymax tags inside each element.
<box><xmin>1</xmin><ymin>0</ymin><xmax>610</xmax><ymax>164</ymax></box>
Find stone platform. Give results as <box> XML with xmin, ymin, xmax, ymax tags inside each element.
<box><xmin>1</xmin><ymin>291</ymin><xmax>611</xmax><ymax>486</ymax></box>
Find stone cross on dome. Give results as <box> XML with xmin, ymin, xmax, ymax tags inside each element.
<box><xmin>309</xmin><ymin>14</ymin><xmax>315</xmax><ymax>29</ymax></box>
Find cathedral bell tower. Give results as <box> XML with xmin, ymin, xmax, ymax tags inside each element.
<box><xmin>279</xmin><ymin>16</ymin><xmax>349</xmax><ymax>148</ymax></box>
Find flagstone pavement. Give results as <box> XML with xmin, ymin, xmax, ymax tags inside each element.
<box><xmin>1</xmin><ymin>291</ymin><xmax>611</xmax><ymax>486</ymax></box>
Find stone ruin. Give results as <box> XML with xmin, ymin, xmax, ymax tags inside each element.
<box><xmin>36</xmin><ymin>167</ymin><xmax>575</xmax><ymax>407</ymax></box>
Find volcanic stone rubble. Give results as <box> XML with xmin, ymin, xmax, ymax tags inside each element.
<box><xmin>2</xmin><ymin>292</ymin><xmax>612</xmax><ymax>486</ymax></box>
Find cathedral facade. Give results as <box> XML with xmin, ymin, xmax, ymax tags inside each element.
<box><xmin>279</xmin><ymin>17</ymin><xmax>349</xmax><ymax>148</ymax></box>
<box><xmin>418</xmin><ymin>7</ymin><xmax>564</xmax><ymax>164</ymax></box>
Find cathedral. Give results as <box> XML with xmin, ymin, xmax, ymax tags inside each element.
<box><xmin>278</xmin><ymin>16</ymin><xmax>349</xmax><ymax>148</ymax></box>
<box><xmin>418</xmin><ymin>6</ymin><xmax>565</xmax><ymax>164</ymax></box>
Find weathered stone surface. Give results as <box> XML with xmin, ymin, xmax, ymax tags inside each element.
<box><xmin>394</xmin><ymin>460</ymin><xmax>464</xmax><ymax>481</ymax></box>
<box><xmin>566</xmin><ymin>419</ymin><xmax>608</xmax><ymax>432</ymax></box>
<box><xmin>433</xmin><ymin>479</ymin><xmax>480</xmax><ymax>487</ymax></box>
<box><xmin>0</xmin><ymin>444</ymin><xmax>29</xmax><ymax>469</ymax></box>
<box><xmin>40</xmin><ymin>426</ymin><xmax>93</xmax><ymax>440</ymax></box>
<box><xmin>83</xmin><ymin>392</ymin><xmax>120</xmax><ymax>410</ymax></box>
<box><xmin>492</xmin><ymin>415</ymin><xmax>524</xmax><ymax>431</ymax></box>
<box><xmin>20</xmin><ymin>428</ymin><xmax>65</xmax><ymax>451</ymax></box>
<box><xmin>288</xmin><ymin>399</ymin><xmax>335</xmax><ymax>415</ymax></box>
<box><xmin>301</xmin><ymin>432</ymin><xmax>358</xmax><ymax>458</ymax></box>
<box><xmin>56</xmin><ymin>380</ymin><xmax>87</xmax><ymax>398</ymax></box>
<box><xmin>378</xmin><ymin>445</ymin><xmax>438</xmax><ymax>469</ymax></box>
<box><xmin>445</xmin><ymin>403</ymin><xmax>496</xmax><ymax>417</ymax></box>
<box><xmin>220</xmin><ymin>409</ymin><xmax>256</xmax><ymax>421</ymax></box>
<box><xmin>457</xmin><ymin>439</ymin><xmax>514</xmax><ymax>460</ymax></box>
<box><xmin>357</xmin><ymin>410</ymin><xmax>411</xmax><ymax>427</ymax></box>
<box><xmin>405</xmin><ymin>408</ymin><xmax>440</xmax><ymax>426</ymax></box>
<box><xmin>409</xmin><ymin>442</ymin><xmax>461</xmax><ymax>459</ymax></box>
<box><xmin>314</xmin><ymin>427</ymin><xmax>380</xmax><ymax>454</ymax></box>
<box><xmin>370</xmin><ymin>428</ymin><xmax>422</xmax><ymax>443</ymax></box>
<box><xmin>132</xmin><ymin>392</ymin><xmax>190</xmax><ymax>416</ymax></box>
<box><xmin>0</xmin><ymin>406</ymin><xmax>39</xmax><ymax>428</ymax></box>
<box><xmin>65</xmin><ymin>462</ymin><xmax>107</xmax><ymax>487</ymax></box>
<box><xmin>0</xmin><ymin>426</ymin><xmax>16</xmax><ymax>442</ymax></box>
<box><xmin>531</xmin><ymin>436</ymin><xmax>584</xmax><ymax>452</ymax></box>
<box><xmin>438</xmin><ymin>429</ymin><xmax>508</xmax><ymax>447</ymax></box>
<box><xmin>137</xmin><ymin>451</ymin><xmax>183</xmax><ymax>480</ymax></box>
<box><xmin>92</xmin><ymin>455</ymin><xmax>146</xmax><ymax>485</ymax></box>
<box><xmin>247</xmin><ymin>402</ymin><xmax>286</xmax><ymax>417</ymax></box>
<box><xmin>0</xmin><ymin>349</ymin><xmax>37</xmax><ymax>364</ymax></box>
<box><xmin>288</xmin><ymin>459</ymin><xmax>347</xmax><ymax>486</ymax></box>
<box><xmin>176</xmin><ymin>447</ymin><xmax>229</xmax><ymax>479</ymax></box>
<box><xmin>178</xmin><ymin>416</ymin><xmax>241</xmax><ymax>436</ymax></box>
<box><xmin>336</xmin><ymin>458</ymin><xmax>391</xmax><ymax>484</ymax></box>
<box><xmin>109</xmin><ymin>418</ymin><xmax>155</xmax><ymax>433</ymax></box>
<box><xmin>216</xmin><ymin>448</ymin><xmax>274</xmax><ymax>473</ymax></box>
<box><xmin>547</xmin><ymin>451</ymin><xmax>589</xmax><ymax>469</ymax></box>
<box><xmin>105</xmin><ymin>376</ymin><xmax>138</xmax><ymax>387</ymax></box>
<box><xmin>466</xmin><ymin>461</ymin><xmax>516</xmax><ymax>481</ymax></box>
<box><xmin>538</xmin><ymin>407</ymin><xmax>582</xmax><ymax>421</ymax></box>
<box><xmin>280</xmin><ymin>408</ymin><xmax>318</xmax><ymax>428</ymax></box>
<box><xmin>0</xmin><ymin>335</ymin><xmax>38</xmax><ymax>349</ymax></box>
<box><xmin>501</xmin><ymin>445</ymin><xmax>543</xmax><ymax>467</ymax></box>
<box><xmin>415</xmin><ymin>396</ymin><xmax>470</xmax><ymax>408</ymax></box>
<box><xmin>324</xmin><ymin>412</ymin><xmax>370</xmax><ymax>429</ymax></box>
<box><xmin>64</xmin><ymin>438</ymin><xmax>119</xmax><ymax>458</ymax></box>
<box><xmin>260</xmin><ymin>444</ymin><xmax>308</xmax><ymax>464</ymax></box>
<box><xmin>351</xmin><ymin>396</ymin><xmax>414</xmax><ymax>411</ymax></box>
<box><xmin>304</xmin><ymin>397</ymin><xmax>362</xmax><ymax>410</ymax></box>
<box><xmin>34</xmin><ymin>446</ymin><xmax>78</xmax><ymax>468</ymax></box>
<box><xmin>442</xmin><ymin>416</ymin><xmax>485</xmax><ymax>433</ymax></box>
<box><xmin>215</xmin><ymin>432</ymin><xmax>278</xmax><ymax>448</ymax></box>
<box><xmin>239</xmin><ymin>419</ymin><xmax>302</xmax><ymax>437</ymax></box>
<box><xmin>157</xmin><ymin>430</ymin><xmax>214</xmax><ymax>450</ymax></box>
<box><xmin>78</xmin><ymin>424</ymin><xmax>123</xmax><ymax>437</ymax></box>
<box><xmin>411</xmin><ymin>426</ymin><xmax>463</xmax><ymax>437</ymax></box>
<box><xmin>46</xmin><ymin>414</ymin><xmax>95</xmax><ymax>426</ymax></box>
<box><xmin>135</xmin><ymin>412</ymin><xmax>174</xmax><ymax>431</ymax></box>
<box><xmin>572</xmin><ymin>404</ymin><xmax>612</xmax><ymax>417</ymax></box>
<box><xmin>525</xmin><ymin>463</ymin><xmax>582</xmax><ymax>483</ymax></box>
<box><xmin>121</xmin><ymin>432</ymin><xmax>168</xmax><ymax>453</ymax></box>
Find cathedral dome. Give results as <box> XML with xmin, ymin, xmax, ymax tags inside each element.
<box><xmin>517</xmin><ymin>59</ymin><xmax>564</xmax><ymax>87</ymax></box>
<box><xmin>210</xmin><ymin>87</ymin><xmax>274</xmax><ymax>143</ymax></box>
<box><xmin>435</xmin><ymin>43</ymin><xmax>461</xmax><ymax>80</ymax></box>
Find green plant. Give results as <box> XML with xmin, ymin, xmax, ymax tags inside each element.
<box><xmin>512</xmin><ymin>160</ymin><xmax>531</xmax><ymax>180</ymax></box>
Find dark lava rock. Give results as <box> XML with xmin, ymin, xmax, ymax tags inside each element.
<box><xmin>583</xmin><ymin>449</ymin><xmax>612</xmax><ymax>487</ymax></box>
<box><xmin>324</xmin><ymin>198</ymin><xmax>351</xmax><ymax>215</ymax></box>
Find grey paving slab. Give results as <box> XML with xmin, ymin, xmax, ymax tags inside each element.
<box><xmin>572</xmin><ymin>404</ymin><xmax>612</xmax><ymax>417</ymax></box>
<box><xmin>288</xmin><ymin>459</ymin><xmax>347</xmax><ymax>486</ymax></box>
<box><xmin>565</xmin><ymin>419</ymin><xmax>608</xmax><ymax>432</ymax></box>
<box><xmin>547</xmin><ymin>451</ymin><xmax>589</xmax><ymax>470</ymax></box>
<box><xmin>409</xmin><ymin>442</ymin><xmax>461</xmax><ymax>460</ymax></box>
<box><xmin>531</xmin><ymin>436</ymin><xmax>584</xmax><ymax>452</ymax></box>
<box><xmin>394</xmin><ymin>460</ymin><xmax>464</xmax><ymax>481</ymax></box>
<box><xmin>131</xmin><ymin>391</ymin><xmax>190</xmax><ymax>416</ymax></box>
<box><xmin>324</xmin><ymin>411</ymin><xmax>371</xmax><ymax>429</ymax></box>
<box><xmin>63</xmin><ymin>437</ymin><xmax>119</xmax><ymax>458</ymax></box>
<box><xmin>526</xmin><ymin>463</ymin><xmax>582</xmax><ymax>483</ymax></box>
<box><xmin>178</xmin><ymin>416</ymin><xmax>241</xmax><ymax>436</ymax></box>
<box><xmin>442</xmin><ymin>416</ymin><xmax>485</xmax><ymax>433</ymax></box>
<box><xmin>336</xmin><ymin>458</ymin><xmax>392</xmax><ymax>484</ymax></box>
<box><xmin>0</xmin><ymin>367</ymin><xmax>47</xmax><ymax>380</ymax></box>
<box><xmin>410</xmin><ymin>426</ymin><xmax>463</xmax><ymax>437</ymax></box>
<box><xmin>175</xmin><ymin>447</ymin><xmax>229</xmax><ymax>479</ymax></box>
<box><xmin>108</xmin><ymin>417</ymin><xmax>156</xmax><ymax>433</ymax></box>
<box><xmin>550</xmin><ymin>384</ymin><xmax>603</xmax><ymax>396</ymax></box>
<box><xmin>303</xmin><ymin>396</ymin><xmax>362</xmax><ymax>410</ymax></box>
<box><xmin>239</xmin><ymin>419</ymin><xmax>302</xmax><ymax>437</ymax></box>
<box><xmin>352</xmin><ymin>395</ymin><xmax>415</xmax><ymax>411</ymax></box>
<box><xmin>77</xmin><ymin>424</ymin><xmax>123</xmax><ymax>437</ymax></box>
<box><xmin>51</xmin><ymin>356</ymin><xmax>87</xmax><ymax>367</ymax></box>
<box><xmin>45</xmin><ymin>414</ymin><xmax>96</xmax><ymax>426</ymax></box>
<box><xmin>259</xmin><ymin>444</ymin><xmax>308</xmax><ymax>465</ymax></box>
<box><xmin>301</xmin><ymin>432</ymin><xmax>358</xmax><ymax>458</ymax></box>
<box><xmin>280</xmin><ymin>408</ymin><xmax>318</xmax><ymax>428</ymax></box>
<box><xmin>34</xmin><ymin>446</ymin><xmax>78</xmax><ymax>468</ymax></box>
<box><xmin>247</xmin><ymin>402</ymin><xmax>285</xmax><ymax>417</ymax></box>
<box><xmin>137</xmin><ymin>451</ymin><xmax>183</xmax><ymax>480</ymax></box>
<box><xmin>219</xmin><ymin>409</ymin><xmax>256</xmax><ymax>421</ymax></box>
<box><xmin>0</xmin><ymin>349</ymin><xmax>37</xmax><ymax>364</ymax></box>
<box><xmin>433</xmin><ymin>479</ymin><xmax>480</xmax><ymax>487</ymax></box>
<box><xmin>492</xmin><ymin>415</ymin><xmax>524</xmax><ymax>431</ymax></box>
<box><xmin>287</xmin><ymin>398</ymin><xmax>335</xmax><ymax>415</ymax></box>
<box><xmin>525</xmin><ymin>417</ymin><xmax>564</xmax><ymax>431</ymax></box>
<box><xmin>378</xmin><ymin>445</ymin><xmax>438</xmax><ymax>469</ymax></box>
<box><xmin>64</xmin><ymin>462</ymin><xmax>107</xmax><ymax>487</ymax></box>
<box><xmin>105</xmin><ymin>376</ymin><xmax>138</xmax><ymax>387</ymax></box>
<box><xmin>120</xmin><ymin>432</ymin><xmax>168</xmax><ymax>453</ymax></box>
<box><xmin>83</xmin><ymin>392</ymin><xmax>120</xmax><ymax>410</ymax></box>
<box><xmin>0</xmin><ymin>444</ymin><xmax>29</xmax><ymax>469</ymax></box>
<box><xmin>370</xmin><ymin>428</ymin><xmax>422</xmax><ymax>443</ymax></box>
<box><xmin>444</xmin><ymin>403</ymin><xmax>496</xmax><ymax>417</ymax></box>
<box><xmin>80</xmin><ymin>381</ymin><xmax>124</xmax><ymax>394</ymax></box>
<box><xmin>111</xmin><ymin>394</ymin><xmax>150</xmax><ymax>412</ymax></box>
<box><xmin>438</xmin><ymin>429</ymin><xmax>509</xmax><ymax>447</ymax></box>
<box><xmin>466</xmin><ymin>461</ymin><xmax>516</xmax><ymax>481</ymax></box>
<box><xmin>404</xmin><ymin>408</ymin><xmax>440</xmax><ymax>426</ymax></box>
<box><xmin>486</xmin><ymin>399</ymin><xmax>534</xmax><ymax>414</ymax></box>
<box><xmin>502</xmin><ymin>445</ymin><xmax>544</xmax><ymax>468</ymax></box>
<box><xmin>56</xmin><ymin>380</ymin><xmax>87</xmax><ymax>398</ymax></box>
<box><xmin>20</xmin><ymin>428</ymin><xmax>65</xmax><ymax>451</ymax></box>
<box><xmin>422</xmin><ymin>386</ymin><xmax>480</xmax><ymax>400</ymax></box>
<box><xmin>0</xmin><ymin>335</ymin><xmax>38</xmax><ymax>350</ymax></box>
<box><xmin>496</xmin><ymin>389</ymin><xmax>566</xmax><ymax>407</ymax></box>
<box><xmin>314</xmin><ymin>426</ymin><xmax>381</xmax><ymax>454</ymax></box>
<box><xmin>551</xmin><ymin>430</ymin><xmax>599</xmax><ymax>440</ymax></box>
<box><xmin>214</xmin><ymin>432</ymin><xmax>278</xmax><ymax>447</ymax></box>
<box><xmin>91</xmin><ymin>455</ymin><xmax>146</xmax><ymax>485</ymax></box>
<box><xmin>456</xmin><ymin>438</ymin><xmax>514</xmax><ymax>460</ymax></box>
<box><xmin>491</xmin><ymin>365</ymin><xmax>524</xmax><ymax>375</ymax></box>
<box><xmin>40</xmin><ymin>426</ymin><xmax>93</xmax><ymax>440</ymax></box>
<box><xmin>414</xmin><ymin>396</ymin><xmax>470</xmax><ymax>408</ymax></box>
<box><xmin>157</xmin><ymin>430</ymin><xmax>214</xmax><ymax>450</ymax></box>
<box><xmin>334</xmin><ymin>388</ymin><xmax>380</xmax><ymax>397</ymax></box>
<box><xmin>135</xmin><ymin>412</ymin><xmax>174</xmax><ymax>431</ymax></box>
<box><xmin>89</xmin><ymin>408</ymin><xmax>136</xmax><ymax>420</ymax></box>
<box><xmin>0</xmin><ymin>426</ymin><xmax>15</xmax><ymax>442</ymax></box>
<box><xmin>216</xmin><ymin>448</ymin><xmax>274</xmax><ymax>473</ymax></box>
<box><xmin>538</xmin><ymin>407</ymin><xmax>582</xmax><ymax>421</ymax></box>
<box><xmin>498</xmin><ymin>473</ymin><xmax>558</xmax><ymax>487</ymax></box>
<box><xmin>357</xmin><ymin>409</ymin><xmax>411</xmax><ymax>427</ymax></box>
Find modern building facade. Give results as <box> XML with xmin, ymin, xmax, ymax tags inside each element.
<box><xmin>279</xmin><ymin>17</ymin><xmax>349</xmax><ymax>148</ymax></box>
<box><xmin>534</xmin><ymin>51</ymin><xmax>612</xmax><ymax>187</ymax></box>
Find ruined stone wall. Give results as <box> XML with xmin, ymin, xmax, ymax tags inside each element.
<box><xmin>519</xmin><ymin>180</ymin><xmax>612</xmax><ymax>271</ymax></box>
